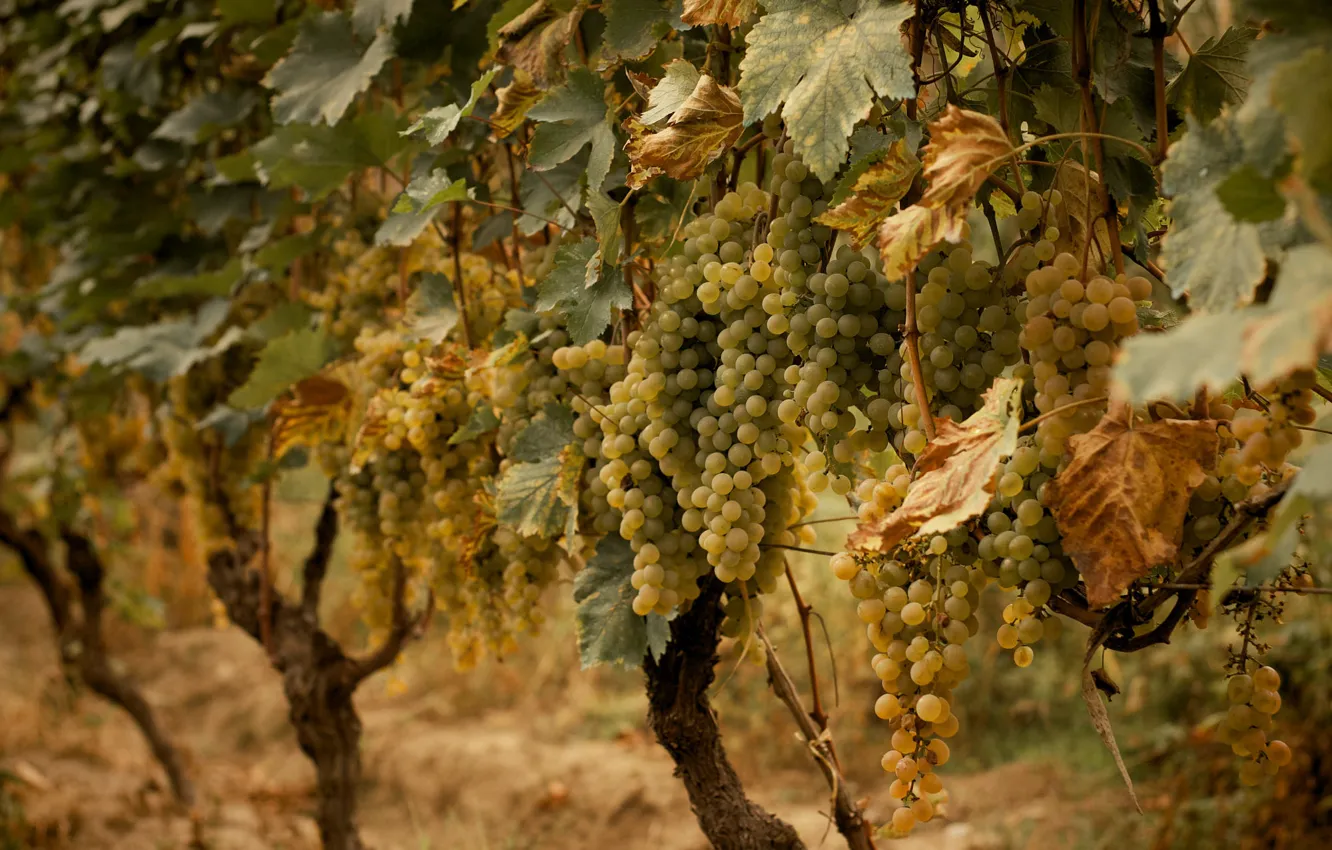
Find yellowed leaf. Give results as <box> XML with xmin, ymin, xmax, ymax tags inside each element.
<box><xmin>681</xmin><ymin>0</ymin><xmax>757</xmax><ymax>27</ymax></box>
<box><xmin>849</xmin><ymin>378</ymin><xmax>1024</xmax><ymax>552</ymax></box>
<box><xmin>1048</xmin><ymin>404</ymin><xmax>1220</xmax><ymax>608</ymax></box>
<box><xmin>493</xmin><ymin>69</ymin><xmax>544</xmax><ymax>138</ymax></box>
<box><xmin>271</xmin><ymin>375</ymin><xmax>351</xmax><ymax>455</ymax></box>
<box><xmin>1050</xmin><ymin>161</ymin><xmax>1112</xmax><ymax>271</ymax></box>
<box><xmin>625</xmin><ymin>74</ymin><xmax>742</xmax><ymax>189</ymax></box>
<box><xmin>815</xmin><ymin>140</ymin><xmax>920</xmax><ymax>248</ymax></box>
<box><xmin>878</xmin><ymin>106</ymin><xmax>1013</xmax><ymax>278</ymax></box>
<box><xmin>496</xmin><ymin>2</ymin><xmax>586</xmax><ymax>88</ymax></box>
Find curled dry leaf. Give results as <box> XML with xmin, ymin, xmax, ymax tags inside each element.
<box><xmin>814</xmin><ymin>139</ymin><xmax>920</xmax><ymax>248</ymax></box>
<box><xmin>493</xmin><ymin>69</ymin><xmax>544</xmax><ymax>138</ymax></box>
<box><xmin>1048</xmin><ymin>403</ymin><xmax>1220</xmax><ymax>607</ymax></box>
<box><xmin>625</xmin><ymin>74</ymin><xmax>743</xmax><ymax>188</ymax></box>
<box><xmin>1050</xmin><ymin>160</ymin><xmax>1112</xmax><ymax>271</ymax></box>
<box><xmin>878</xmin><ymin>106</ymin><xmax>1013</xmax><ymax>278</ymax></box>
<box><xmin>849</xmin><ymin>377</ymin><xmax>1023</xmax><ymax>552</ymax></box>
<box><xmin>681</xmin><ymin>0</ymin><xmax>758</xmax><ymax>27</ymax></box>
<box><xmin>496</xmin><ymin>1</ymin><xmax>586</xmax><ymax>88</ymax></box>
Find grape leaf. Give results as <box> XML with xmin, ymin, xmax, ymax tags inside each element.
<box><xmin>1214</xmin><ymin>163</ymin><xmax>1287</xmax><ymax>223</ymax></box>
<box><xmin>603</xmin><ymin>0</ymin><xmax>671</xmax><ymax>62</ymax></box>
<box><xmin>1167</xmin><ymin>26</ymin><xmax>1256</xmax><ymax>124</ymax></box>
<box><xmin>265</xmin><ymin>12</ymin><xmax>394</xmax><ymax>126</ymax></box>
<box><xmin>252</xmin><ymin>110</ymin><xmax>408</xmax><ymax>200</ymax></box>
<box><xmin>351</xmin><ymin>0</ymin><xmax>414</xmax><ymax>39</ymax></box>
<box><xmin>511</xmin><ymin>403</ymin><xmax>578</xmax><ymax>462</ymax></box>
<box><xmin>518</xmin><ymin>159</ymin><xmax>581</xmax><ymax>235</ymax></box>
<box><xmin>814</xmin><ymin>140</ymin><xmax>919</xmax><ymax>248</ymax></box>
<box><xmin>449</xmin><ymin>402</ymin><xmax>501</xmax><ymax>444</ymax></box>
<box><xmin>536</xmin><ymin>238</ymin><xmax>633</xmax><ymax>343</ymax></box>
<box><xmin>1160</xmin><ymin>116</ymin><xmax>1266</xmax><ymax>311</ymax></box>
<box><xmin>1049</xmin><ymin>161</ymin><xmax>1114</xmax><ymax>271</ymax></box>
<box><xmin>639</xmin><ymin>59</ymin><xmax>702</xmax><ymax>125</ymax></box>
<box><xmin>406</xmin><ymin>272</ymin><xmax>460</xmax><ymax>343</ymax></box>
<box><xmin>228</xmin><ymin>327</ymin><xmax>341</xmax><ymax>409</ymax></box>
<box><xmin>878</xmin><ymin>107</ymin><xmax>1014</xmax><ymax>278</ymax></box>
<box><xmin>739</xmin><ymin>0</ymin><xmax>914</xmax><ymax>181</ymax></box>
<box><xmin>496</xmin><ymin>443</ymin><xmax>582</xmax><ymax>536</ymax></box>
<box><xmin>1049</xmin><ymin>404</ymin><xmax>1220</xmax><ymax>608</ymax></box>
<box><xmin>134</xmin><ymin>259</ymin><xmax>244</xmax><ymax>300</ymax></box>
<box><xmin>573</xmin><ymin>535</ymin><xmax>669</xmax><ymax>668</ymax></box>
<box><xmin>79</xmin><ymin>301</ymin><xmax>235</xmax><ymax>383</ymax></box>
<box><xmin>1113</xmin><ymin>247</ymin><xmax>1332</xmax><ymax>403</ymax></box>
<box><xmin>271</xmin><ymin>376</ymin><xmax>352</xmax><ymax>456</ymax></box>
<box><xmin>586</xmin><ymin>190</ymin><xmax>622</xmax><ymax>284</ymax></box>
<box><xmin>496</xmin><ymin>0</ymin><xmax>585</xmax><ymax>88</ymax></box>
<box><xmin>829</xmin><ymin>125</ymin><xmax>894</xmax><ymax>205</ymax></box>
<box><xmin>848</xmin><ymin>377</ymin><xmax>1024</xmax><ymax>552</ymax></box>
<box><xmin>625</xmin><ymin>74</ymin><xmax>742</xmax><ymax>188</ymax></box>
<box><xmin>403</xmin><ymin>68</ymin><xmax>498</xmax><ymax>145</ymax></box>
<box><xmin>681</xmin><ymin>0</ymin><xmax>755</xmax><ymax>27</ymax></box>
<box><xmin>153</xmin><ymin>90</ymin><xmax>259</xmax><ymax>144</ymax></box>
<box><xmin>375</xmin><ymin>169</ymin><xmax>473</xmax><ymax>246</ymax></box>
<box><xmin>527</xmin><ymin>67</ymin><xmax>615</xmax><ymax>194</ymax></box>
<box><xmin>493</xmin><ymin>69</ymin><xmax>545</xmax><ymax>137</ymax></box>
<box><xmin>1272</xmin><ymin>47</ymin><xmax>1332</xmax><ymax>194</ymax></box>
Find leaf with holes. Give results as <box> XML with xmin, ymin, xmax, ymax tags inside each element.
<box><xmin>625</xmin><ymin>74</ymin><xmax>742</xmax><ymax>188</ymax></box>
<box><xmin>877</xmin><ymin>107</ymin><xmax>1013</xmax><ymax>278</ymax></box>
<box><xmin>1049</xmin><ymin>404</ymin><xmax>1220</xmax><ymax>607</ymax></box>
<box><xmin>739</xmin><ymin>0</ymin><xmax>913</xmax><ymax>181</ymax></box>
<box><xmin>849</xmin><ymin>378</ymin><xmax>1023</xmax><ymax>552</ymax></box>
<box><xmin>574</xmin><ymin>535</ymin><xmax>670</xmax><ymax>668</ymax></box>
<box><xmin>815</xmin><ymin>140</ymin><xmax>918</xmax><ymax>248</ymax></box>
<box><xmin>265</xmin><ymin>12</ymin><xmax>394</xmax><ymax>126</ymax></box>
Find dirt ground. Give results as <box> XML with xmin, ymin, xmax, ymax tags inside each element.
<box><xmin>0</xmin><ymin>583</ymin><xmax>1089</xmax><ymax>850</ymax></box>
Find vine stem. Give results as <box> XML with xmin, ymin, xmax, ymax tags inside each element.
<box><xmin>1147</xmin><ymin>0</ymin><xmax>1170</xmax><ymax>163</ymax></box>
<box><xmin>452</xmin><ymin>201</ymin><xmax>472</xmax><ymax>348</ymax></box>
<box><xmin>1151</xmin><ymin>583</ymin><xmax>1332</xmax><ymax>596</ymax></box>
<box><xmin>759</xmin><ymin>542</ymin><xmax>840</xmax><ymax>558</ymax></box>
<box><xmin>976</xmin><ymin>0</ymin><xmax>1026</xmax><ymax>192</ymax></box>
<box><xmin>783</xmin><ymin>565</ymin><xmax>829</xmax><ymax>733</ymax></box>
<box><xmin>903</xmin><ymin>266</ymin><xmax>937</xmax><ymax>440</ymax></box>
<box><xmin>1072</xmin><ymin>0</ymin><xmax>1126</xmax><ymax>276</ymax></box>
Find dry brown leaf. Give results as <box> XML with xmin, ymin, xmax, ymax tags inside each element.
<box><xmin>625</xmin><ymin>74</ymin><xmax>743</xmax><ymax>189</ymax></box>
<box><xmin>271</xmin><ymin>376</ymin><xmax>351</xmax><ymax>456</ymax></box>
<box><xmin>1050</xmin><ymin>160</ymin><xmax>1112</xmax><ymax>271</ymax></box>
<box><xmin>815</xmin><ymin>140</ymin><xmax>921</xmax><ymax>248</ymax></box>
<box><xmin>681</xmin><ymin>0</ymin><xmax>758</xmax><ymax>27</ymax></box>
<box><xmin>493</xmin><ymin>69</ymin><xmax>544</xmax><ymax>138</ymax></box>
<box><xmin>877</xmin><ymin>106</ymin><xmax>1014</xmax><ymax>278</ymax></box>
<box><xmin>1049</xmin><ymin>404</ymin><xmax>1220</xmax><ymax>607</ymax></box>
<box><xmin>496</xmin><ymin>2</ymin><xmax>586</xmax><ymax>88</ymax></box>
<box><xmin>849</xmin><ymin>377</ymin><xmax>1024</xmax><ymax>552</ymax></box>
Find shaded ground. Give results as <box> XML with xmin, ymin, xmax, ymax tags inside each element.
<box><xmin>0</xmin><ymin>583</ymin><xmax>1096</xmax><ymax>850</ymax></box>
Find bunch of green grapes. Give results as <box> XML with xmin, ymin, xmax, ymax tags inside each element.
<box><xmin>876</xmin><ymin>238</ymin><xmax>1025</xmax><ymax>458</ymax></box>
<box><xmin>1220</xmin><ymin>665</ymin><xmax>1292</xmax><ymax>785</ymax></box>
<box><xmin>554</xmin><ymin>338</ymin><xmax>629</xmax><ymax>541</ymax></box>
<box><xmin>312</xmin><ymin>232</ymin><xmax>401</xmax><ymax>344</ymax></box>
<box><xmin>832</xmin><ymin>537</ymin><xmax>987</xmax><ymax>835</ymax></box>
<box><xmin>973</xmin><ymin>438</ymin><xmax>1072</xmax><ymax>666</ymax></box>
<box><xmin>593</xmin><ymin>177</ymin><xmax>814</xmax><ymax>629</ymax></box>
<box><xmin>490</xmin><ymin>312</ymin><xmax>570</xmax><ymax>453</ymax></box>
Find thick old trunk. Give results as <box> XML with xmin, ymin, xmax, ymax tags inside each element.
<box><xmin>644</xmin><ymin>578</ymin><xmax>806</xmax><ymax>850</ymax></box>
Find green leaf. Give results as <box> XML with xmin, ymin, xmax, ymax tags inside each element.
<box><xmin>228</xmin><ymin>327</ymin><xmax>340</xmax><ymax>409</ymax></box>
<box><xmin>1166</xmin><ymin>26</ymin><xmax>1256</xmax><ymax>124</ymax></box>
<box><xmin>403</xmin><ymin>68</ymin><xmax>499</xmax><ymax>145</ymax></box>
<box><xmin>496</xmin><ymin>444</ymin><xmax>582</xmax><ymax>536</ymax></box>
<box><xmin>153</xmin><ymin>90</ymin><xmax>259</xmax><ymax>144</ymax></box>
<box><xmin>830</xmin><ymin>125</ymin><xmax>894</xmax><ymax>205</ymax></box>
<box><xmin>640</xmin><ymin>59</ymin><xmax>702</xmax><ymax>124</ymax></box>
<box><xmin>603</xmin><ymin>0</ymin><xmax>670</xmax><ymax>62</ymax></box>
<box><xmin>1215</xmin><ymin>163</ymin><xmax>1287</xmax><ymax>223</ymax></box>
<box><xmin>217</xmin><ymin>0</ymin><xmax>274</xmax><ymax>26</ymax></box>
<box><xmin>1161</xmin><ymin>116</ymin><xmax>1266</xmax><ymax>311</ymax></box>
<box><xmin>739</xmin><ymin>0</ymin><xmax>914</xmax><ymax>181</ymax></box>
<box><xmin>536</xmin><ymin>238</ymin><xmax>633</xmax><ymax>344</ymax></box>
<box><xmin>265</xmin><ymin>12</ymin><xmax>395</xmax><ymax>126</ymax></box>
<box><xmin>573</xmin><ymin>535</ymin><xmax>669</xmax><ymax>668</ymax></box>
<box><xmin>511</xmin><ymin>403</ymin><xmax>577</xmax><ymax>462</ymax></box>
<box><xmin>79</xmin><ymin>301</ymin><xmax>237</xmax><ymax>383</ymax></box>
<box><xmin>586</xmin><ymin>190</ymin><xmax>622</xmax><ymax>284</ymax></box>
<box><xmin>252</xmin><ymin>110</ymin><xmax>407</xmax><ymax>199</ymax></box>
<box><xmin>375</xmin><ymin>169</ymin><xmax>472</xmax><ymax>246</ymax></box>
<box><xmin>518</xmin><ymin>159</ymin><xmax>581</xmax><ymax>235</ymax></box>
<box><xmin>134</xmin><ymin>259</ymin><xmax>244</xmax><ymax>300</ymax></box>
<box><xmin>249</xmin><ymin>303</ymin><xmax>315</xmax><ymax>341</ymax></box>
<box><xmin>449</xmin><ymin>403</ymin><xmax>501</xmax><ymax>444</ymax></box>
<box><xmin>527</xmin><ymin>67</ymin><xmax>615</xmax><ymax>193</ymax></box>
<box><xmin>1272</xmin><ymin>47</ymin><xmax>1332</xmax><ymax>194</ymax></box>
<box><xmin>1115</xmin><ymin>243</ymin><xmax>1332</xmax><ymax>402</ymax></box>
<box><xmin>406</xmin><ymin>272</ymin><xmax>460</xmax><ymax>343</ymax></box>
<box><xmin>351</xmin><ymin>0</ymin><xmax>414</xmax><ymax>38</ymax></box>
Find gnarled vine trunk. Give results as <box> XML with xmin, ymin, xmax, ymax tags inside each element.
<box><xmin>645</xmin><ymin>577</ymin><xmax>806</xmax><ymax>850</ymax></box>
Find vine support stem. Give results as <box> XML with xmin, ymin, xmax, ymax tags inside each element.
<box><xmin>782</xmin><ymin>564</ymin><xmax>829</xmax><ymax>734</ymax></box>
<box><xmin>903</xmin><ymin>267</ymin><xmax>937</xmax><ymax>440</ymax></box>
<box><xmin>976</xmin><ymin>0</ymin><xmax>1026</xmax><ymax>192</ymax></box>
<box><xmin>1147</xmin><ymin>0</ymin><xmax>1170</xmax><ymax>163</ymax></box>
<box><xmin>453</xmin><ymin>201</ymin><xmax>472</xmax><ymax>348</ymax></box>
<box><xmin>1072</xmin><ymin>0</ymin><xmax>1126</xmax><ymax>276</ymax></box>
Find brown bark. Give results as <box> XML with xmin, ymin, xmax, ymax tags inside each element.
<box><xmin>644</xmin><ymin>577</ymin><xmax>806</xmax><ymax>850</ymax></box>
<box><xmin>0</xmin><ymin>514</ymin><xmax>195</xmax><ymax>804</ymax></box>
